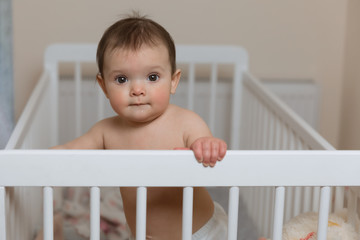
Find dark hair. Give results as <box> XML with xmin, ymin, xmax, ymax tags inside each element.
<box><xmin>96</xmin><ymin>13</ymin><xmax>176</xmax><ymax>76</ymax></box>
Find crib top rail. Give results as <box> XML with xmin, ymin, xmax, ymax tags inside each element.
<box><xmin>1</xmin><ymin>150</ymin><xmax>359</xmax><ymax>187</ymax></box>
<box><xmin>44</xmin><ymin>43</ymin><xmax>248</xmax><ymax>67</ymax></box>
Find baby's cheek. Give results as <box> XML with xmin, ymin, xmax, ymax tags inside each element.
<box><xmin>152</xmin><ymin>90</ymin><xmax>170</xmax><ymax>105</ymax></box>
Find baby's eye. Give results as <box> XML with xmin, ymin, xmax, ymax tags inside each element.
<box><xmin>147</xmin><ymin>74</ymin><xmax>159</xmax><ymax>82</ymax></box>
<box><xmin>115</xmin><ymin>75</ymin><xmax>128</xmax><ymax>84</ymax></box>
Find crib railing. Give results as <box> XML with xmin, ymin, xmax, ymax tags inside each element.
<box><xmin>1</xmin><ymin>150</ymin><xmax>360</xmax><ymax>240</ymax></box>
<box><xmin>238</xmin><ymin>71</ymin><xmax>338</xmax><ymax>237</ymax></box>
<box><xmin>3</xmin><ymin>44</ymin><xmax>355</xmax><ymax>240</ymax></box>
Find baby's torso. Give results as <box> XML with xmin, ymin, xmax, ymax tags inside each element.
<box><xmin>102</xmin><ymin>105</ymin><xmax>187</xmax><ymax>150</ymax></box>
<box><xmin>98</xmin><ymin>105</ymin><xmax>214</xmax><ymax>239</ymax></box>
<box><xmin>120</xmin><ymin>187</ymin><xmax>214</xmax><ymax>240</ymax></box>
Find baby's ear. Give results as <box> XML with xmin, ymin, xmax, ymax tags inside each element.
<box><xmin>170</xmin><ymin>69</ymin><xmax>181</xmax><ymax>94</ymax></box>
<box><xmin>96</xmin><ymin>74</ymin><xmax>109</xmax><ymax>98</ymax></box>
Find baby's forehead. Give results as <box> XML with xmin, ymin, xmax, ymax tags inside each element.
<box><xmin>104</xmin><ymin>43</ymin><xmax>170</xmax><ymax>63</ymax></box>
<box><xmin>106</xmin><ymin>42</ymin><xmax>168</xmax><ymax>56</ymax></box>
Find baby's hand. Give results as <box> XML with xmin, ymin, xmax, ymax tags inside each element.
<box><xmin>190</xmin><ymin>137</ymin><xmax>227</xmax><ymax>167</ymax></box>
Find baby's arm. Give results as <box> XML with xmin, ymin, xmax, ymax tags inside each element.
<box><xmin>51</xmin><ymin>120</ymin><xmax>105</xmax><ymax>149</ymax></box>
<box><xmin>183</xmin><ymin>111</ymin><xmax>227</xmax><ymax>167</ymax></box>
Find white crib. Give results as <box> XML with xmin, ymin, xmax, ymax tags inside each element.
<box><xmin>1</xmin><ymin>44</ymin><xmax>359</xmax><ymax>240</ymax></box>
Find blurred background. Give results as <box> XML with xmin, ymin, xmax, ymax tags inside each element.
<box><xmin>1</xmin><ymin>0</ymin><xmax>360</xmax><ymax>149</ymax></box>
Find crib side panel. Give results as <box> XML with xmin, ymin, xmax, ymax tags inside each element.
<box><xmin>237</xmin><ymin>72</ymin><xmax>342</xmax><ymax>237</ymax></box>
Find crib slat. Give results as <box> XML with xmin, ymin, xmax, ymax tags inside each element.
<box><xmin>43</xmin><ymin>187</ymin><xmax>54</xmax><ymax>240</ymax></box>
<box><xmin>334</xmin><ymin>186</ymin><xmax>344</xmax><ymax>212</ymax></box>
<box><xmin>97</xmin><ymin>87</ymin><xmax>105</xmax><ymax>121</ymax></box>
<box><xmin>263</xmin><ymin>187</ymin><xmax>272</xmax><ymax>237</ymax></box>
<box><xmin>75</xmin><ymin>62</ymin><xmax>82</xmax><ymax>137</ymax></box>
<box><xmin>187</xmin><ymin>63</ymin><xmax>195</xmax><ymax>111</ymax></box>
<box><xmin>228</xmin><ymin>187</ymin><xmax>239</xmax><ymax>240</ymax></box>
<box><xmin>302</xmin><ymin>187</ymin><xmax>312</xmax><ymax>212</ymax></box>
<box><xmin>272</xmin><ymin>186</ymin><xmax>285</xmax><ymax>240</ymax></box>
<box><xmin>292</xmin><ymin>187</ymin><xmax>301</xmax><ymax>217</ymax></box>
<box><xmin>317</xmin><ymin>186</ymin><xmax>330</xmax><ymax>240</ymax></box>
<box><xmin>230</xmin><ymin>64</ymin><xmax>243</xmax><ymax>149</ymax></box>
<box><xmin>312</xmin><ymin>187</ymin><xmax>320</xmax><ymax>212</ymax></box>
<box><xmin>209</xmin><ymin>63</ymin><xmax>217</xmax><ymax>133</ymax></box>
<box><xmin>136</xmin><ymin>187</ymin><xmax>147</xmax><ymax>240</ymax></box>
<box><xmin>0</xmin><ymin>187</ymin><xmax>5</xmax><ymax>240</ymax></box>
<box><xmin>48</xmin><ymin>64</ymin><xmax>59</xmax><ymax>146</ymax></box>
<box><xmin>90</xmin><ymin>187</ymin><xmax>100</xmax><ymax>240</ymax></box>
<box><xmin>182</xmin><ymin>187</ymin><xmax>193</xmax><ymax>240</ymax></box>
<box><xmin>347</xmin><ymin>187</ymin><xmax>357</xmax><ymax>228</ymax></box>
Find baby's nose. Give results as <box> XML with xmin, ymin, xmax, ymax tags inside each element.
<box><xmin>130</xmin><ymin>82</ymin><xmax>145</xmax><ymax>96</ymax></box>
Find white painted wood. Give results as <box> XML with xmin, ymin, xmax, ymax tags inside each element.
<box><xmin>75</xmin><ymin>62</ymin><xmax>82</xmax><ymax>137</ymax></box>
<box><xmin>312</xmin><ymin>187</ymin><xmax>320</xmax><ymax>212</ymax></box>
<box><xmin>209</xmin><ymin>63</ymin><xmax>217</xmax><ymax>133</ymax></box>
<box><xmin>1</xmin><ymin>151</ymin><xmax>360</xmax><ymax>187</ymax></box>
<box><xmin>243</xmin><ymin>72</ymin><xmax>334</xmax><ymax>150</ymax></box>
<box><xmin>187</xmin><ymin>63</ymin><xmax>195</xmax><ymax>111</ymax></box>
<box><xmin>136</xmin><ymin>187</ymin><xmax>147</xmax><ymax>240</ymax></box>
<box><xmin>272</xmin><ymin>187</ymin><xmax>285</xmax><ymax>240</ymax></box>
<box><xmin>284</xmin><ymin>187</ymin><xmax>292</xmax><ymax>222</ymax></box>
<box><xmin>292</xmin><ymin>187</ymin><xmax>301</xmax><ymax>217</ymax></box>
<box><xmin>5</xmin><ymin>72</ymin><xmax>50</xmax><ymax>149</ymax></box>
<box><xmin>317</xmin><ymin>187</ymin><xmax>330</xmax><ymax>240</ymax></box>
<box><xmin>263</xmin><ymin>187</ymin><xmax>271</xmax><ymax>237</ymax></box>
<box><xmin>2</xmin><ymin>44</ymin><xmax>346</xmax><ymax>240</ymax></box>
<box><xmin>182</xmin><ymin>187</ymin><xmax>193</xmax><ymax>240</ymax></box>
<box><xmin>334</xmin><ymin>186</ymin><xmax>344</xmax><ymax>212</ymax></box>
<box><xmin>228</xmin><ymin>187</ymin><xmax>239</xmax><ymax>240</ymax></box>
<box><xmin>97</xmin><ymin>87</ymin><xmax>105</xmax><ymax>121</ymax></box>
<box><xmin>48</xmin><ymin>63</ymin><xmax>59</xmax><ymax>146</ymax></box>
<box><xmin>230</xmin><ymin>64</ymin><xmax>244</xmax><ymax>150</ymax></box>
<box><xmin>302</xmin><ymin>187</ymin><xmax>312</xmax><ymax>212</ymax></box>
<box><xmin>90</xmin><ymin>187</ymin><xmax>100</xmax><ymax>240</ymax></box>
<box><xmin>43</xmin><ymin>187</ymin><xmax>53</xmax><ymax>240</ymax></box>
<box><xmin>347</xmin><ymin>187</ymin><xmax>358</xmax><ymax>230</ymax></box>
<box><xmin>0</xmin><ymin>187</ymin><xmax>5</xmax><ymax>240</ymax></box>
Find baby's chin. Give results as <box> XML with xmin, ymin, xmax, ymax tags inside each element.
<box><xmin>120</xmin><ymin>111</ymin><xmax>164</xmax><ymax>125</ymax></box>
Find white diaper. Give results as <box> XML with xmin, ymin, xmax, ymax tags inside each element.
<box><xmin>192</xmin><ymin>201</ymin><xmax>228</xmax><ymax>240</ymax></box>
<box><xmin>128</xmin><ymin>202</ymin><xmax>228</xmax><ymax>240</ymax></box>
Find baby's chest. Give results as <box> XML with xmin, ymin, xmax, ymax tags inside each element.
<box><xmin>104</xmin><ymin>129</ymin><xmax>186</xmax><ymax>150</ymax></box>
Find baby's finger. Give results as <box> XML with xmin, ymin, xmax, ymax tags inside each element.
<box><xmin>218</xmin><ymin>141</ymin><xmax>227</xmax><ymax>160</ymax></box>
<box><xmin>209</xmin><ymin>141</ymin><xmax>219</xmax><ymax>167</ymax></box>
<box><xmin>191</xmin><ymin>142</ymin><xmax>203</xmax><ymax>163</ymax></box>
<box><xmin>202</xmin><ymin>141</ymin><xmax>211</xmax><ymax>167</ymax></box>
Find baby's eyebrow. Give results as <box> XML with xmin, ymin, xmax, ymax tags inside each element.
<box><xmin>146</xmin><ymin>65</ymin><xmax>167</xmax><ymax>72</ymax></box>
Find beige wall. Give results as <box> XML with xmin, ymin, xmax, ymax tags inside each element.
<box><xmin>340</xmin><ymin>0</ymin><xmax>360</xmax><ymax>149</ymax></box>
<box><xmin>12</xmin><ymin>0</ymin><xmax>354</xmax><ymax>148</ymax></box>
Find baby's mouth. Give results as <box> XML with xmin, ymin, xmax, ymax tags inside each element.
<box><xmin>129</xmin><ymin>103</ymin><xmax>149</xmax><ymax>106</ymax></box>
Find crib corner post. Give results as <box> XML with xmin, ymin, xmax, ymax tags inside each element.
<box><xmin>0</xmin><ymin>187</ymin><xmax>6</xmax><ymax>240</ymax></box>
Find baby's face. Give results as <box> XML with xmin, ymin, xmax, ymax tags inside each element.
<box><xmin>97</xmin><ymin>44</ymin><xmax>180</xmax><ymax>124</ymax></box>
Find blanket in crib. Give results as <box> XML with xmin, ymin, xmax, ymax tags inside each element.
<box><xmin>36</xmin><ymin>187</ymin><xmax>130</xmax><ymax>240</ymax></box>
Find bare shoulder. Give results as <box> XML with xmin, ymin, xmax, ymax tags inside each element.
<box><xmin>52</xmin><ymin>116</ymin><xmax>119</xmax><ymax>149</ymax></box>
<box><xmin>167</xmin><ymin>105</ymin><xmax>212</xmax><ymax>147</ymax></box>
<box><xmin>167</xmin><ymin>104</ymin><xmax>205</xmax><ymax>124</ymax></box>
<box><xmin>91</xmin><ymin>116</ymin><xmax>119</xmax><ymax>130</ymax></box>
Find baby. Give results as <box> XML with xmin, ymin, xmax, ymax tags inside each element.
<box><xmin>53</xmin><ymin>14</ymin><xmax>228</xmax><ymax>240</ymax></box>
